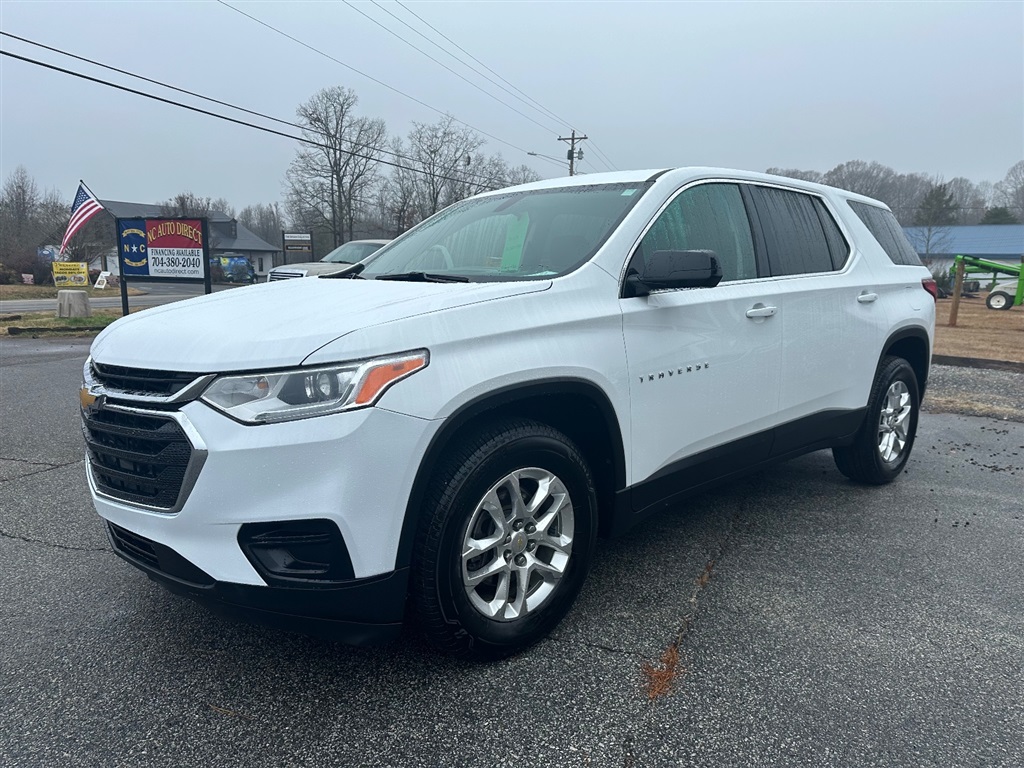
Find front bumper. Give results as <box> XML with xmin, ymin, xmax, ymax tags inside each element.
<box><xmin>106</xmin><ymin>522</ymin><xmax>407</xmax><ymax>644</ymax></box>
<box><xmin>90</xmin><ymin>399</ymin><xmax>436</xmax><ymax>581</ymax></box>
<box><xmin>87</xmin><ymin>395</ymin><xmax>438</xmax><ymax>640</ymax></box>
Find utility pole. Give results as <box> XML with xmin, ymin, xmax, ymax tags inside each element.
<box><xmin>558</xmin><ymin>130</ymin><xmax>588</xmax><ymax>176</ymax></box>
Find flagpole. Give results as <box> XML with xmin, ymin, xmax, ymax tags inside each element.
<box><xmin>76</xmin><ymin>179</ymin><xmax>108</xmax><ymax>271</ymax></box>
<box><xmin>79</xmin><ymin>179</ymin><xmax>101</xmax><ymax>201</ymax></box>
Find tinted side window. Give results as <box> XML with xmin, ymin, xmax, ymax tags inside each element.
<box><xmin>848</xmin><ymin>201</ymin><xmax>923</xmax><ymax>266</ymax></box>
<box><xmin>635</xmin><ymin>183</ymin><xmax>757</xmax><ymax>282</ymax></box>
<box><xmin>812</xmin><ymin>198</ymin><xmax>851</xmax><ymax>270</ymax></box>
<box><xmin>750</xmin><ymin>186</ymin><xmax>834</xmax><ymax>276</ymax></box>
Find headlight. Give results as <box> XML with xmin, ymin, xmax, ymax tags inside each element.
<box><xmin>200</xmin><ymin>350</ymin><xmax>428</xmax><ymax>424</ymax></box>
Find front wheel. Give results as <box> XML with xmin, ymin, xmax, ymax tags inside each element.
<box><xmin>986</xmin><ymin>292</ymin><xmax>1012</xmax><ymax>311</ymax></box>
<box><xmin>833</xmin><ymin>356</ymin><xmax>920</xmax><ymax>485</ymax></box>
<box><xmin>410</xmin><ymin>419</ymin><xmax>597</xmax><ymax>659</ymax></box>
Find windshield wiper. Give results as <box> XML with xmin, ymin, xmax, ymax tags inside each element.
<box><xmin>373</xmin><ymin>271</ymin><xmax>469</xmax><ymax>283</ymax></box>
<box><xmin>321</xmin><ymin>263</ymin><xmax>365</xmax><ymax>279</ymax></box>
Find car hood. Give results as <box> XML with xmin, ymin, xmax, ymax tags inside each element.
<box><xmin>91</xmin><ymin>278</ymin><xmax>550</xmax><ymax>372</ymax></box>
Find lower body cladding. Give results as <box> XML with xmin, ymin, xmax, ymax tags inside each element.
<box><xmin>87</xmin><ymin>399</ymin><xmax>437</xmax><ymax>645</ymax></box>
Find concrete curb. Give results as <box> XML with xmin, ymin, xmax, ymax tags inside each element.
<box><xmin>6</xmin><ymin>326</ymin><xmax>109</xmax><ymax>336</ymax></box>
<box><xmin>932</xmin><ymin>354</ymin><xmax>1024</xmax><ymax>374</ymax></box>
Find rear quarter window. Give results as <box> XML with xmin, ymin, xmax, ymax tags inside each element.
<box><xmin>848</xmin><ymin>201</ymin><xmax>923</xmax><ymax>266</ymax></box>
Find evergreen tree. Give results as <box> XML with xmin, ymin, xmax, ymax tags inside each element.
<box><xmin>979</xmin><ymin>206</ymin><xmax>1020</xmax><ymax>225</ymax></box>
<box><xmin>914</xmin><ymin>183</ymin><xmax>958</xmax><ymax>226</ymax></box>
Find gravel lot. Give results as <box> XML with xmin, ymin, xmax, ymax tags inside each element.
<box><xmin>1</xmin><ymin>338</ymin><xmax>1022</xmax><ymax>767</ymax></box>
<box><xmin>924</xmin><ymin>364</ymin><xmax>1024</xmax><ymax>422</ymax></box>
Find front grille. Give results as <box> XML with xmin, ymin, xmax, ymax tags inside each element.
<box><xmin>91</xmin><ymin>361</ymin><xmax>203</xmax><ymax>397</ymax></box>
<box><xmin>269</xmin><ymin>271</ymin><xmax>304</xmax><ymax>281</ymax></box>
<box><xmin>83</xmin><ymin>407</ymin><xmax>193</xmax><ymax>510</ymax></box>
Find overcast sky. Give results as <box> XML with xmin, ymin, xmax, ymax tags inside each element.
<box><xmin>1</xmin><ymin>0</ymin><xmax>1021</xmax><ymax>209</ymax></box>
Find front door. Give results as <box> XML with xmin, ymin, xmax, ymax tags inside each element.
<box><xmin>620</xmin><ymin>182</ymin><xmax>784</xmax><ymax>511</ymax></box>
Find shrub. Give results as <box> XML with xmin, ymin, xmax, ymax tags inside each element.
<box><xmin>0</xmin><ymin>262</ymin><xmax>21</xmax><ymax>284</ymax></box>
<box><xmin>931</xmin><ymin>265</ymin><xmax>953</xmax><ymax>298</ymax></box>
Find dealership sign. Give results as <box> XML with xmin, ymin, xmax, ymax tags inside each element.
<box><xmin>118</xmin><ymin>218</ymin><xmax>207</xmax><ymax>279</ymax></box>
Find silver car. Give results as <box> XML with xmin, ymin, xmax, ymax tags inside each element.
<box><xmin>267</xmin><ymin>239</ymin><xmax>390</xmax><ymax>281</ymax></box>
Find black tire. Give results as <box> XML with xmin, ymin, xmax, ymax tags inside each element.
<box><xmin>986</xmin><ymin>292</ymin><xmax>1013</xmax><ymax>311</ymax></box>
<box><xmin>833</xmin><ymin>356</ymin><xmax>920</xmax><ymax>485</ymax></box>
<box><xmin>410</xmin><ymin>419</ymin><xmax>597</xmax><ymax>659</ymax></box>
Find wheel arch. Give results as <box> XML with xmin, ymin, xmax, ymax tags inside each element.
<box><xmin>394</xmin><ymin>378</ymin><xmax>627</xmax><ymax>569</ymax></box>
<box><xmin>880</xmin><ymin>326</ymin><xmax>931</xmax><ymax>399</ymax></box>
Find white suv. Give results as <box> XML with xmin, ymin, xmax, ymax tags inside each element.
<box><xmin>81</xmin><ymin>168</ymin><xmax>936</xmax><ymax>658</ymax></box>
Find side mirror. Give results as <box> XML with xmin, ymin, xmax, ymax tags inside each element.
<box><xmin>624</xmin><ymin>250</ymin><xmax>723</xmax><ymax>297</ymax></box>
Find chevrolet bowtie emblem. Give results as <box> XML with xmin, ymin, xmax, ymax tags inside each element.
<box><xmin>80</xmin><ymin>386</ymin><xmax>100</xmax><ymax>410</ymax></box>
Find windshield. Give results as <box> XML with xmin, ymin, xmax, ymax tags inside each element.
<box><xmin>360</xmin><ymin>182</ymin><xmax>650</xmax><ymax>281</ymax></box>
<box><xmin>321</xmin><ymin>241</ymin><xmax>387</xmax><ymax>263</ymax></box>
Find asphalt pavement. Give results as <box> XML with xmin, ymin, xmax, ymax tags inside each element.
<box><xmin>1</xmin><ymin>337</ymin><xmax>1021</xmax><ymax>767</ymax></box>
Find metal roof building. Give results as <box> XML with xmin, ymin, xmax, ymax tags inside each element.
<box><xmin>902</xmin><ymin>224</ymin><xmax>1024</xmax><ymax>262</ymax></box>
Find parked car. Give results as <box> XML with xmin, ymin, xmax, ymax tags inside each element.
<box><xmin>267</xmin><ymin>239</ymin><xmax>390</xmax><ymax>281</ymax></box>
<box><xmin>81</xmin><ymin>168</ymin><xmax>935</xmax><ymax>659</ymax></box>
<box><xmin>986</xmin><ymin>280</ymin><xmax>1019</xmax><ymax>310</ymax></box>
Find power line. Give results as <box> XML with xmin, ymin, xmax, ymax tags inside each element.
<box><xmin>393</xmin><ymin>0</ymin><xmax>573</xmax><ymax>132</ymax></box>
<box><xmin>343</xmin><ymin>0</ymin><xmax>559</xmax><ymax>136</ymax></box>
<box><xmin>0</xmin><ymin>31</ymin><xmax>515</xmax><ymax>189</ymax></box>
<box><xmin>214</xmin><ymin>0</ymin><xmax>539</xmax><ymax>161</ymax></box>
<box><xmin>0</xmin><ymin>49</ymin><xmax>500</xmax><ymax>191</ymax></box>
<box><xmin>588</xmin><ymin>142</ymin><xmax>619</xmax><ymax>172</ymax></box>
<box><xmin>368</xmin><ymin>0</ymin><xmax>566</xmax><ymax>134</ymax></box>
<box><xmin>390</xmin><ymin>0</ymin><xmax>619</xmax><ymax>172</ymax></box>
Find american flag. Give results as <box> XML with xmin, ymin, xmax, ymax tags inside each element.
<box><xmin>59</xmin><ymin>183</ymin><xmax>104</xmax><ymax>255</ymax></box>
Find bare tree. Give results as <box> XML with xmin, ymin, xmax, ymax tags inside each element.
<box><xmin>823</xmin><ymin>161</ymin><xmax>900</xmax><ymax>201</ymax></box>
<box><xmin>159</xmin><ymin>192</ymin><xmax>214</xmax><ymax>218</ymax></box>
<box><xmin>238</xmin><ymin>202</ymin><xmax>286</xmax><ymax>245</ymax></box>
<box><xmin>944</xmin><ymin>177</ymin><xmax>987</xmax><ymax>225</ymax></box>
<box><xmin>906</xmin><ymin>225</ymin><xmax>954</xmax><ymax>257</ymax></box>
<box><xmin>765</xmin><ymin>167</ymin><xmax>825</xmax><ymax>184</ymax></box>
<box><xmin>374</xmin><ymin>138</ymin><xmax>420</xmax><ymax>236</ymax></box>
<box><xmin>0</xmin><ymin>167</ymin><xmax>75</xmax><ymax>280</ymax></box>
<box><xmin>286</xmin><ymin>86</ymin><xmax>389</xmax><ymax>246</ymax></box>
<box><xmin>504</xmin><ymin>163</ymin><xmax>543</xmax><ymax>187</ymax></box>
<box><xmin>994</xmin><ymin>160</ymin><xmax>1024</xmax><ymax>216</ymax></box>
<box><xmin>406</xmin><ymin>114</ymin><xmax>484</xmax><ymax>218</ymax></box>
<box><xmin>886</xmin><ymin>172</ymin><xmax>933</xmax><ymax>225</ymax></box>
<box><xmin>210</xmin><ymin>197</ymin><xmax>236</xmax><ymax>218</ymax></box>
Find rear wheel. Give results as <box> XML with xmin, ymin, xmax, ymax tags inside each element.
<box><xmin>833</xmin><ymin>356</ymin><xmax>920</xmax><ymax>485</ymax></box>
<box><xmin>410</xmin><ymin>419</ymin><xmax>597</xmax><ymax>659</ymax></box>
<box><xmin>986</xmin><ymin>291</ymin><xmax>1012</xmax><ymax>311</ymax></box>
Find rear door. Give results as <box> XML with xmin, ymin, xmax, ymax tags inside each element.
<box><xmin>745</xmin><ymin>185</ymin><xmax>888</xmax><ymax>451</ymax></box>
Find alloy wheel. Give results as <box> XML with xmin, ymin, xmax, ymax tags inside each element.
<box><xmin>460</xmin><ymin>468</ymin><xmax>575</xmax><ymax>621</ymax></box>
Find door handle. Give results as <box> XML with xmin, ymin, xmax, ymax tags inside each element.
<box><xmin>745</xmin><ymin>305</ymin><xmax>777</xmax><ymax>318</ymax></box>
<box><xmin>857</xmin><ymin>292</ymin><xmax>878</xmax><ymax>303</ymax></box>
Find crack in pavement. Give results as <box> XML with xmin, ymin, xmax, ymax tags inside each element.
<box><xmin>0</xmin><ymin>528</ymin><xmax>110</xmax><ymax>554</ymax></box>
<box><xmin>0</xmin><ymin>458</ymin><xmax>84</xmax><ymax>483</ymax></box>
<box><xmin>0</xmin><ymin>457</ymin><xmax>61</xmax><ymax>466</ymax></box>
<box><xmin>547</xmin><ymin>634</ymin><xmax>647</xmax><ymax>660</ymax></box>
<box><xmin>639</xmin><ymin>496</ymin><xmax>751</xmax><ymax>705</ymax></box>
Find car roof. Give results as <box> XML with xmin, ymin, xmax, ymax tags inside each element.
<box><xmin>480</xmin><ymin>167</ymin><xmax>892</xmax><ymax>211</ymax></box>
